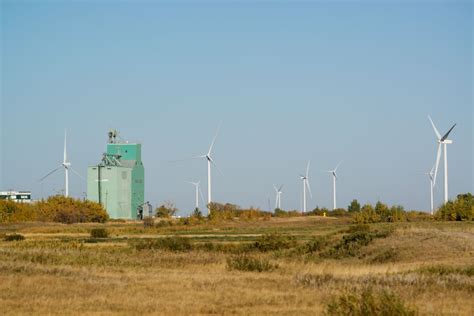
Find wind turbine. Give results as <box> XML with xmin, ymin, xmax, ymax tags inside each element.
<box><xmin>273</xmin><ymin>184</ymin><xmax>284</xmax><ymax>209</ymax></box>
<box><xmin>194</xmin><ymin>123</ymin><xmax>222</xmax><ymax>209</ymax></box>
<box><xmin>324</xmin><ymin>161</ymin><xmax>342</xmax><ymax>210</ymax></box>
<box><xmin>39</xmin><ymin>129</ymin><xmax>82</xmax><ymax>197</ymax></box>
<box><xmin>187</xmin><ymin>181</ymin><xmax>205</xmax><ymax>211</ymax></box>
<box><xmin>300</xmin><ymin>161</ymin><xmax>312</xmax><ymax>213</ymax></box>
<box><xmin>428</xmin><ymin>116</ymin><xmax>456</xmax><ymax>203</ymax></box>
<box><xmin>425</xmin><ymin>165</ymin><xmax>435</xmax><ymax>215</ymax></box>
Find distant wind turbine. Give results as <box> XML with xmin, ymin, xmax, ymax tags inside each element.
<box><xmin>428</xmin><ymin>116</ymin><xmax>456</xmax><ymax>203</ymax></box>
<box><xmin>187</xmin><ymin>181</ymin><xmax>205</xmax><ymax>210</ymax></box>
<box><xmin>39</xmin><ymin>129</ymin><xmax>83</xmax><ymax>197</ymax></box>
<box><xmin>425</xmin><ymin>165</ymin><xmax>435</xmax><ymax>215</ymax></box>
<box><xmin>273</xmin><ymin>184</ymin><xmax>284</xmax><ymax>209</ymax></box>
<box><xmin>300</xmin><ymin>161</ymin><xmax>312</xmax><ymax>213</ymax></box>
<box><xmin>195</xmin><ymin>123</ymin><xmax>222</xmax><ymax>208</ymax></box>
<box><xmin>324</xmin><ymin>161</ymin><xmax>342</xmax><ymax>210</ymax></box>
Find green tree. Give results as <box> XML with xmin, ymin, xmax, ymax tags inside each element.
<box><xmin>348</xmin><ymin>199</ymin><xmax>361</xmax><ymax>213</ymax></box>
<box><xmin>353</xmin><ymin>204</ymin><xmax>381</xmax><ymax>224</ymax></box>
<box><xmin>436</xmin><ymin>193</ymin><xmax>474</xmax><ymax>221</ymax></box>
<box><xmin>375</xmin><ymin>201</ymin><xmax>390</xmax><ymax>221</ymax></box>
<box><xmin>155</xmin><ymin>201</ymin><xmax>178</xmax><ymax>218</ymax></box>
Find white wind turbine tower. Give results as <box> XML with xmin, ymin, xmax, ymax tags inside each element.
<box><xmin>194</xmin><ymin>123</ymin><xmax>222</xmax><ymax>209</ymax></box>
<box><xmin>39</xmin><ymin>129</ymin><xmax>82</xmax><ymax>197</ymax></box>
<box><xmin>428</xmin><ymin>116</ymin><xmax>456</xmax><ymax>203</ymax></box>
<box><xmin>187</xmin><ymin>181</ymin><xmax>205</xmax><ymax>211</ymax></box>
<box><xmin>300</xmin><ymin>161</ymin><xmax>312</xmax><ymax>213</ymax></box>
<box><xmin>425</xmin><ymin>165</ymin><xmax>435</xmax><ymax>215</ymax></box>
<box><xmin>324</xmin><ymin>161</ymin><xmax>342</xmax><ymax>210</ymax></box>
<box><xmin>273</xmin><ymin>184</ymin><xmax>284</xmax><ymax>209</ymax></box>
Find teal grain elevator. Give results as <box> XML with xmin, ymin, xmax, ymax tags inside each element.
<box><xmin>87</xmin><ymin>130</ymin><xmax>145</xmax><ymax>219</ymax></box>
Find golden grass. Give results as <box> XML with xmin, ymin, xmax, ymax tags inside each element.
<box><xmin>0</xmin><ymin>219</ymin><xmax>473</xmax><ymax>315</ymax></box>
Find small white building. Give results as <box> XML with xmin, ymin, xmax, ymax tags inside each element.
<box><xmin>0</xmin><ymin>191</ymin><xmax>32</xmax><ymax>203</ymax></box>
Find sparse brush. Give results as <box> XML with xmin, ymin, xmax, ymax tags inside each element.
<box><xmin>134</xmin><ymin>237</ymin><xmax>192</xmax><ymax>252</ymax></box>
<box><xmin>226</xmin><ymin>255</ymin><xmax>277</xmax><ymax>272</ymax></box>
<box><xmin>298</xmin><ymin>236</ymin><xmax>328</xmax><ymax>254</ymax></box>
<box><xmin>325</xmin><ymin>287</ymin><xmax>417</xmax><ymax>316</ymax></box>
<box><xmin>322</xmin><ymin>228</ymin><xmax>392</xmax><ymax>259</ymax></box>
<box><xmin>416</xmin><ymin>265</ymin><xmax>474</xmax><ymax>277</ymax></box>
<box><xmin>4</xmin><ymin>233</ymin><xmax>25</xmax><ymax>241</ymax></box>
<box><xmin>369</xmin><ymin>248</ymin><xmax>399</xmax><ymax>264</ymax></box>
<box><xmin>251</xmin><ymin>233</ymin><xmax>296</xmax><ymax>252</ymax></box>
<box><xmin>143</xmin><ymin>217</ymin><xmax>155</xmax><ymax>228</ymax></box>
<box><xmin>90</xmin><ymin>228</ymin><xmax>109</xmax><ymax>238</ymax></box>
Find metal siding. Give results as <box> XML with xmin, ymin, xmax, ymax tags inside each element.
<box><xmin>87</xmin><ymin>142</ymin><xmax>144</xmax><ymax>220</ymax></box>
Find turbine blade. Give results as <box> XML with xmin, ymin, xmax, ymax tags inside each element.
<box><xmin>433</xmin><ymin>143</ymin><xmax>442</xmax><ymax>185</ymax></box>
<box><xmin>335</xmin><ymin>160</ymin><xmax>343</xmax><ymax>171</ymax></box>
<box><xmin>428</xmin><ymin>115</ymin><xmax>441</xmax><ymax>140</ymax></box>
<box><xmin>273</xmin><ymin>184</ymin><xmax>278</xmax><ymax>193</ymax></box>
<box><xmin>63</xmin><ymin>129</ymin><xmax>67</xmax><ymax>163</ymax></box>
<box><xmin>208</xmin><ymin>122</ymin><xmax>222</xmax><ymax>155</ymax></box>
<box><xmin>198</xmin><ymin>187</ymin><xmax>206</xmax><ymax>205</ymax></box>
<box><xmin>70</xmin><ymin>168</ymin><xmax>84</xmax><ymax>180</ymax></box>
<box><xmin>278</xmin><ymin>184</ymin><xmax>284</xmax><ymax>192</ymax></box>
<box><xmin>306</xmin><ymin>180</ymin><xmax>313</xmax><ymax>199</ymax></box>
<box><xmin>440</xmin><ymin>123</ymin><xmax>456</xmax><ymax>142</ymax></box>
<box><xmin>306</xmin><ymin>160</ymin><xmax>311</xmax><ymax>178</ymax></box>
<box><xmin>209</xmin><ymin>157</ymin><xmax>223</xmax><ymax>176</ymax></box>
<box><xmin>168</xmin><ymin>155</ymin><xmax>205</xmax><ymax>163</ymax></box>
<box><xmin>39</xmin><ymin>166</ymin><xmax>62</xmax><ymax>182</ymax></box>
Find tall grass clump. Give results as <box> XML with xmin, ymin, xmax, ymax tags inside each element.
<box><xmin>416</xmin><ymin>265</ymin><xmax>474</xmax><ymax>277</ymax></box>
<box><xmin>90</xmin><ymin>228</ymin><xmax>109</xmax><ymax>238</ymax></box>
<box><xmin>226</xmin><ymin>255</ymin><xmax>277</xmax><ymax>272</ymax></box>
<box><xmin>251</xmin><ymin>233</ymin><xmax>297</xmax><ymax>252</ymax></box>
<box><xmin>4</xmin><ymin>233</ymin><xmax>25</xmax><ymax>241</ymax></box>
<box><xmin>134</xmin><ymin>237</ymin><xmax>192</xmax><ymax>252</ymax></box>
<box><xmin>325</xmin><ymin>287</ymin><xmax>417</xmax><ymax>316</ymax></box>
<box><xmin>322</xmin><ymin>227</ymin><xmax>392</xmax><ymax>259</ymax></box>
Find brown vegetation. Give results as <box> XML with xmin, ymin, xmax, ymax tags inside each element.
<box><xmin>0</xmin><ymin>217</ymin><xmax>472</xmax><ymax>315</ymax></box>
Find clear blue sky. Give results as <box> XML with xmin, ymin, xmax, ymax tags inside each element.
<box><xmin>1</xmin><ymin>1</ymin><xmax>472</xmax><ymax>215</ymax></box>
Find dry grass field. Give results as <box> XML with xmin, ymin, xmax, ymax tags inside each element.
<box><xmin>0</xmin><ymin>217</ymin><xmax>473</xmax><ymax>315</ymax></box>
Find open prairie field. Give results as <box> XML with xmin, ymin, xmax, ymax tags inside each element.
<box><xmin>1</xmin><ymin>217</ymin><xmax>473</xmax><ymax>315</ymax></box>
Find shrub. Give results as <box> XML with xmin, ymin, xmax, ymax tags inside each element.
<box><xmin>226</xmin><ymin>255</ymin><xmax>277</xmax><ymax>272</ymax></box>
<box><xmin>155</xmin><ymin>201</ymin><xmax>178</xmax><ymax>218</ymax></box>
<box><xmin>348</xmin><ymin>199</ymin><xmax>361</xmax><ymax>213</ymax></box>
<box><xmin>353</xmin><ymin>204</ymin><xmax>381</xmax><ymax>224</ymax></box>
<box><xmin>252</xmin><ymin>234</ymin><xmax>297</xmax><ymax>252</ymax></box>
<box><xmin>90</xmin><ymin>228</ymin><xmax>109</xmax><ymax>238</ymax></box>
<box><xmin>143</xmin><ymin>216</ymin><xmax>155</xmax><ymax>228</ymax></box>
<box><xmin>323</xmin><ymin>228</ymin><xmax>392</xmax><ymax>259</ymax></box>
<box><xmin>0</xmin><ymin>201</ymin><xmax>37</xmax><ymax>223</ymax></box>
<box><xmin>134</xmin><ymin>237</ymin><xmax>192</xmax><ymax>252</ymax></box>
<box><xmin>436</xmin><ymin>193</ymin><xmax>474</xmax><ymax>221</ymax></box>
<box><xmin>325</xmin><ymin>287</ymin><xmax>416</xmax><ymax>316</ymax></box>
<box><xmin>4</xmin><ymin>233</ymin><xmax>25</xmax><ymax>241</ymax></box>
<box><xmin>35</xmin><ymin>196</ymin><xmax>108</xmax><ymax>224</ymax></box>
<box><xmin>299</xmin><ymin>236</ymin><xmax>328</xmax><ymax>254</ymax></box>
